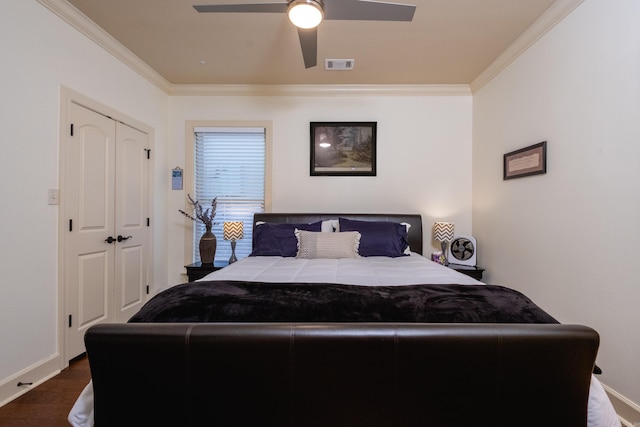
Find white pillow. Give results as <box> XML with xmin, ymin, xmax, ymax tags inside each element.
<box><xmin>321</xmin><ymin>219</ymin><xmax>339</xmax><ymax>232</ymax></box>
<box><xmin>295</xmin><ymin>229</ymin><xmax>361</xmax><ymax>259</ymax></box>
<box><xmin>401</xmin><ymin>222</ymin><xmax>412</xmax><ymax>254</ymax></box>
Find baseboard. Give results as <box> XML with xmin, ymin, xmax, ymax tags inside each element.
<box><xmin>602</xmin><ymin>382</ymin><xmax>640</xmax><ymax>427</ymax></box>
<box><xmin>0</xmin><ymin>353</ymin><xmax>62</xmax><ymax>407</ymax></box>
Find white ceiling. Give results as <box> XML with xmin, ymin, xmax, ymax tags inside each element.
<box><xmin>61</xmin><ymin>0</ymin><xmax>563</xmax><ymax>86</ymax></box>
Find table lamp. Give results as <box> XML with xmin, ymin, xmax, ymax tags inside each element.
<box><xmin>433</xmin><ymin>222</ymin><xmax>455</xmax><ymax>266</ymax></box>
<box><xmin>223</xmin><ymin>221</ymin><xmax>244</xmax><ymax>264</ymax></box>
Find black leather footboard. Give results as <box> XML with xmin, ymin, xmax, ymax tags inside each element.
<box><xmin>85</xmin><ymin>322</ymin><xmax>598</xmax><ymax>427</ymax></box>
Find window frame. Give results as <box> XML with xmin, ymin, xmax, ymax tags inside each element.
<box><xmin>183</xmin><ymin>120</ymin><xmax>273</xmax><ymax>266</ymax></box>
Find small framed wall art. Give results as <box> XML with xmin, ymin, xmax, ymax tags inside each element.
<box><xmin>310</xmin><ymin>121</ymin><xmax>377</xmax><ymax>176</ymax></box>
<box><xmin>503</xmin><ymin>141</ymin><xmax>547</xmax><ymax>180</ymax></box>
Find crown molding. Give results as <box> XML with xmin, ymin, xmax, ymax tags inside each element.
<box><xmin>470</xmin><ymin>0</ymin><xmax>585</xmax><ymax>94</ymax></box>
<box><xmin>168</xmin><ymin>84</ymin><xmax>471</xmax><ymax>97</ymax></box>
<box><xmin>36</xmin><ymin>0</ymin><xmax>171</xmax><ymax>93</ymax></box>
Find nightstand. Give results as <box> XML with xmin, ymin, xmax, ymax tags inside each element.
<box><xmin>448</xmin><ymin>264</ymin><xmax>485</xmax><ymax>281</ymax></box>
<box><xmin>185</xmin><ymin>261</ymin><xmax>228</xmax><ymax>282</ymax></box>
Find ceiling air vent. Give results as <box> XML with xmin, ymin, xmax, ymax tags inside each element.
<box><xmin>325</xmin><ymin>59</ymin><xmax>355</xmax><ymax>71</ymax></box>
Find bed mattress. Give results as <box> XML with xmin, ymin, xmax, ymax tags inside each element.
<box><xmin>199</xmin><ymin>253</ymin><xmax>483</xmax><ymax>286</ymax></box>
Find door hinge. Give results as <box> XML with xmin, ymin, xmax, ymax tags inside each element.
<box><xmin>70</xmin><ymin>123</ymin><xmax>74</xmax><ymax>136</ymax></box>
<box><xmin>146</xmin><ymin>285</ymin><xmax>150</xmax><ymax>295</ymax></box>
<box><xmin>69</xmin><ymin>219</ymin><xmax>73</xmax><ymax>232</ymax></box>
<box><xmin>145</xmin><ymin>149</ymin><xmax>151</xmax><ymax>159</ymax></box>
<box><xmin>68</xmin><ymin>314</ymin><xmax>72</xmax><ymax>328</ymax></box>
<box><xmin>147</xmin><ymin>218</ymin><xmax>150</xmax><ymax>227</ymax></box>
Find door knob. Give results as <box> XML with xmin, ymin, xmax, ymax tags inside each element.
<box><xmin>117</xmin><ymin>235</ymin><xmax>132</xmax><ymax>242</ymax></box>
<box><xmin>105</xmin><ymin>236</ymin><xmax>116</xmax><ymax>244</ymax></box>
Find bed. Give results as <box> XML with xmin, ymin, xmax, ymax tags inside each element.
<box><xmin>69</xmin><ymin>213</ymin><xmax>620</xmax><ymax>427</ymax></box>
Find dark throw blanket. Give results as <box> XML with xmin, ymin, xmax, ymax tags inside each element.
<box><xmin>129</xmin><ymin>281</ymin><xmax>559</xmax><ymax>324</ymax></box>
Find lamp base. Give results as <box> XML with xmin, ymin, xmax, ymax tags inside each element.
<box><xmin>441</xmin><ymin>241</ymin><xmax>449</xmax><ymax>266</ymax></box>
<box><xmin>229</xmin><ymin>240</ymin><xmax>238</xmax><ymax>264</ymax></box>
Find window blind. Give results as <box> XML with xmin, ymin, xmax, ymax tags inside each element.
<box><xmin>194</xmin><ymin>127</ymin><xmax>265</xmax><ymax>264</ymax></box>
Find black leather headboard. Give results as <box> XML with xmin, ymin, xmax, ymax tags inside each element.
<box><xmin>253</xmin><ymin>213</ymin><xmax>423</xmax><ymax>255</ymax></box>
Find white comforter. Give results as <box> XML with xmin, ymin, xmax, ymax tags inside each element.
<box><xmin>199</xmin><ymin>253</ymin><xmax>484</xmax><ymax>286</ymax></box>
<box><xmin>69</xmin><ymin>254</ymin><xmax>620</xmax><ymax>427</ymax></box>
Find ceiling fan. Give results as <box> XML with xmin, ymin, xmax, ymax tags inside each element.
<box><xmin>193</xmin><ymin>0</ymin><xmax>416</xmax><ymax>69</ymax></box>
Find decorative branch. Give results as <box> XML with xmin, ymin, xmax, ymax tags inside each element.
<box><xmin>179</xmin><ymin>194</ymin><xmax>217</xmax><ymax>227</ymax></box>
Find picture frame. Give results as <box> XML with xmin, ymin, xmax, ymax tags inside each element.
<box><xmin>310</xmin><ymin>122</ymin><xmax>377</xmax><ymax>176</ymax></box>
<box><xmin>503</xmin><ymin>141</ymin><xmax>547</xmax><ymax>180</ymax></box>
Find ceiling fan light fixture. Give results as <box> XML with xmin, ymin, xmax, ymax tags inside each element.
<box><xmin>288</xmin><ymin>0</ymin><xmax>324</xmax><ymax>29</ymax></box>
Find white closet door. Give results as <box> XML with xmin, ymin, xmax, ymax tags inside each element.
<box><xmin>64</xmin><ymin>104</ymin><xmax>150</xmax><ymax>359</ymax></box>
<box><xmin>65</xmin><ymin>103</ymin><xmax>116</xmax><ymax>359</ymax></box>
<box><xmin>113</xmin><ymin>122</ymin><xmax>149</xmax><ymax>323</ymax></box>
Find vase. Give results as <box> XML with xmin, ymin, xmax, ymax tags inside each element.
<box><xmin>199</xmin><ymin>225</ymin><xmax>217</xmax><ymax>264</ymax></box>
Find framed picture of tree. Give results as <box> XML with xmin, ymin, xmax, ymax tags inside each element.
<box><xmin>310</xmin><ymin>122</ymin><xmax>377</xmax><ymax>176</ymax></box>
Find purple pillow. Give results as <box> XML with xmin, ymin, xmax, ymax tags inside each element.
<box><xmin>250</xmin><ymin>222</ymin><xmax>322</xmax><ymax>257</ymax></box>
<box><xmin>338</xmin><ymin>218</ymin><xmax>408</xmax><ymax>257</ymax></box>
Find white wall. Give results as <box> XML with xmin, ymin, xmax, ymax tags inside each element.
<box><xmin>0</xmin><ymin>0</ymin><xmax>170</xmax><ymax>401</ymax></box>
<box><xmin>168</xmin><ymin>94</ymin><xmax>473</xmax><ymax>284</ymax></box>
<box><xmin>473</xmin><ymin>0</ymin><xmax>640</xmax><ymax>408</ymax></box>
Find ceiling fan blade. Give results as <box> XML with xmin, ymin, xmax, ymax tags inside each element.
<box><xmin>193</xmin><ymin>3</ymin><xmax>287</xmax><ymax>13</ymax></box>
<box><xmin>297</xmin><ymin>27</ymin><xmax>318</xmax><ymax>69</ymax></box>
<box><xmin>324</xmin><ymin>0</ymin><xmax>416</xmax><ymax>22</ymax></box>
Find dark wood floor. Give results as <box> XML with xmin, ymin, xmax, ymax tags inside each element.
<box><xmin>0</xmin><ymin>355</ymin><xmax>91</xmax><ymax>427</ymax></box>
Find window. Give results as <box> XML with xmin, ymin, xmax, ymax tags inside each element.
<box><xmin>185</xmin><ymin>122</ymin><xmax>271</xmax><ymax>265</ymax></box>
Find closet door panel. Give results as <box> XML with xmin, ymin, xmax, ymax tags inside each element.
<box><xmin>114</xmin><ymin>122</ymin><xmax>149</xmax><ymax>322</ymax></box>
<box><xmin>65</xmin><ymin>103</ymin><xmax>116</xmax><ymax>359</ymax></box>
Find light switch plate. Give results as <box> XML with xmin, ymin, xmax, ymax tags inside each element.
<box><xmin>48</xmin><ymin>189</ymin><xmax>59</xmax><ymax>205</ymax></box>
